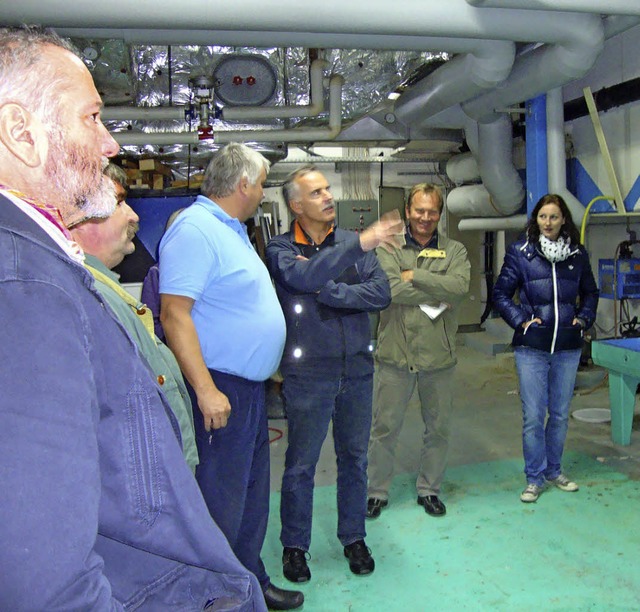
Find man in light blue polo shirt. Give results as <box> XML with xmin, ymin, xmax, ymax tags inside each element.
<box><xmin>159</xmin><ymin>143</ymin><xmax>303</xmax><ymax>612</ymax></box>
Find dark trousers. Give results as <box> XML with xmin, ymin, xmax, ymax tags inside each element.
<box><xmin>280</xmin><ymin>370</ymin><xmax>372</xmax><ymax>551</ymax></box>
<box><xmin>189</xmin><ymin>370</ymin><xmax>271</xmax><ymax>591</ymax></box>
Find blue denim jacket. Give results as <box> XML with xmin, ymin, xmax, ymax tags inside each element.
<box><xmin>0</xmin><ymin>196</ymin><xmax>266</xmax><ymax>611</ymax></box>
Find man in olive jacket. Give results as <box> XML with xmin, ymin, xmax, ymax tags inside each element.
<box><xmin>366</xmin><ymin>183</ymin><xmax>470</xmax><ymax>520</ymax></box>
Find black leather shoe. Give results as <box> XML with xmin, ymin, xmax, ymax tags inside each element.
<box><xmin>263</xmin><ymin>584</ymin><xmax>304</xmax><ymax>611</ymax></box>
<box><xmin>282</xmin><ymin>547</ymin><xmax>311</xmax><ymax>583</ymax></box>
<box><xmin>417</xmin><ymin>494</ymin><xmax>446</xmax><ymax>516</ymax></box>
<box><xmin>366</xmin><ymin>497</ymin><xmax>388</xmax><ymax>519</ymax></box>
<box><xmin>343</xmin><ymin>540</ymin><xmax>375</xmax><ymax>575</ymax></box>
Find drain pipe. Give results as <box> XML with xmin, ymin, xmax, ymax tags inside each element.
<box><xmin>113</xmin><ymin>74</ymin><xmax>343</xmax><ymax>146</ymax></box>
<box><xmin>103</xmin><ymin>59</ymin><xmax>328</xmax><ymax>123</ymax></box>
<box><xmin>546</xmin><ymin>87</ymin><xmax>586</xmax><ymax>224</ymax></box>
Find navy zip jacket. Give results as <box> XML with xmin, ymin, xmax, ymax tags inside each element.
<box><xmin>266</xmin><ymin>224</ymin><xmax>391</xmax><ymax>378</ymax></box>
<box><xmin>493</xmin><ymin>238</ymin><xmax>599</xmax><ymax>353</ymax></box>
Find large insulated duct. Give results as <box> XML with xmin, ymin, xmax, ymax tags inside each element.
<box><xmin>446</xmin><ymin>152</ymin><xmax>480</xmax><ymax>184</ymax></box>
<box><xmin>393</xmin><ymin>40</ymin><xmax>515</xmax><ymax>128</ymax></box>
<box><xmin>452</xmin><ymin>114</ymin><xmax>524</xmax><ymax>217</ymax></box>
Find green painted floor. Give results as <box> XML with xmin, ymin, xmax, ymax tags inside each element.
<box><xmin>262</xmin><ymin>452</ymin><xmax>640</xmax><ymax>611</ymax></box>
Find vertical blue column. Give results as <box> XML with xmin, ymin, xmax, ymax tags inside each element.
<box><xmin>525</xmin><ymin>94</ymin><xmax>548</xmax><ymax>218</ymax></box>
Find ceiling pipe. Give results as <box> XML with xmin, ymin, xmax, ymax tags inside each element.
<box><xmin>222</xmin><ymin>59</ymin><xmax>327</xmax><ymax>121</ymax></box>
<box><xmin>103</xmin><ymin>59</ymin><xmax>327</xmax><ymax>123</ymax></box>
<box><xmin>462</xmin><ymin>13</ymin><xmax>604</xmax><ymax>123</ymax></box>
<box><xmin>458</xmin><ymin>214</ymin><xmax>527</xmax><ymax>231</ymax></box>
<box><xmin>113</xmin><ymin>74</ymin><xmax>343</xmax><ymax>146</ymax></box>
<box><xmin>546</xmin><ymin>87</ymin><xmax>586</xmax><ymax>224</ymax></box>
<box><xmin>9</xmin><ymin>0</ymin><xmax>625</xmax><ymax>46</ymax></box>
<box><xmin>102</xmin><ymin>106</ymin><xmax>186</xmax><ymax>122</ymax></box>
<box><xmin>216</xmin><ymin>75</ymin><xmax>343</xmax><ymax>143</ymax></box>
<box><xmin>603</xmin><ymin>16</ymin><xmax>640</xmax><ymax>39</ymax></box>
<box><xmin>466</xmin><ymin>0</ymin><xmax>640</xmax><ymax>16</ymax></box>
<box><xmin>393</xmin><ymin>40</ymin><xmax>515</xmax><ymax>128</ymax></box>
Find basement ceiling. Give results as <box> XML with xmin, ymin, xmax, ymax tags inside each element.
<box><xmin>3</xmin><ymin>1</ymin><xmax>639</xmax><ymax>193</ymax></box>
<box><xmin>73</xmin><ymin>39</ymin><xmax>454</xmax><ymax>177</ymax></box>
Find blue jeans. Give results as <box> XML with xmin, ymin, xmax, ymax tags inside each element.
<box><xmin>514</xmin><ymin>346</ymin><xmax>581</xmax><ymax>486</ymax></box>
<box><xmin>190</xmin><ymin>371</ymin><xmax>271</xmax><ymax>591</ymax></box>
<box><xmin>280</xmin><ymin>371</ymin><xmax>373</xmax><ymax>551</ymax></box>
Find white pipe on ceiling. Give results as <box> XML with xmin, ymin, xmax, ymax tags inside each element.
<box><xmin>5</xmin><ymin>0</ymin><xmax>616</xmax><ymax>45</ymax></box>
<box><xmin>394</xmin><ymin>41</ymin><xmax>515</xmax><ymax>127</ymax></box>
<box><xmin>222</xmin><ymin>59</ymin><xmax>326</xmax><ymax>121</ymax></box>
<box><xmin>113</xmin><ymin>75</ymin><xmax>343</xmax><ymax>146</ymax></box>
<box><xmin>103</xmin><ymin>59</ymin><xmax>327</xmax><ymax>123</ymax></box>
<box><xmin>466</xmin><ymin>0</ymin><xmax>640</xmax><ymax>16</ymax></box>
<box><xmin>546</xmin><ymin>87</ymin><xmax>586</xmax><ymax>224</ymax></box>
<box><xmin>462</xmin><ymin>13</ymin><xmax>604</xmax><ymax>123</ymax></box>
<box><xmin>446</xmin><ymin>153</ymin><xmax>480</xmax><ymax>184</ymax></box>
<box><xmin>458</xmin><ymin>214</ymin><xmax>527</xmax><ymax>231</ymax></box>
<box><xmin>102</xmin><ymin>106</ymin><xmax>186</xmax><ymax>122</ymax></box>
<box><xmin>217</xmin><ymin>75</ymin><xmax>343</xmax><ymax>143</ymax></box>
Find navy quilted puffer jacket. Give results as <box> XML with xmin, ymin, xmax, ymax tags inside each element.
<box><xmin>493</xmin><ymin>239</ymin><xmax>599</xmax><ymax>353</ymax></box>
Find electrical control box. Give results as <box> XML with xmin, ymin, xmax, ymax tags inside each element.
<box><xmin>598</xmin><ymin>258</ymin><xmax>640</xmax><ymax>299</ymax></box>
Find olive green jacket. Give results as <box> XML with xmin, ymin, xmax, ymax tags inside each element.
<box><xmin>85</xmin><ymin>255</ymin><xmax>199</xmax><ymax>471</ymax></box>
<box><xmin>375</xmin><ymin>233</ymin><xmax>471</xmax><ymax>372</ymax></box>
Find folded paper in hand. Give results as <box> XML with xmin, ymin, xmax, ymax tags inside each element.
<box><xmin>419</xmin><ymin>302</ymin><xmax>448</xmax><ymax>320</ymax></box>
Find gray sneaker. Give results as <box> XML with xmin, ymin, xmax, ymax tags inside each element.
<box><xmin>520</xmin><ymin>483</ymin><xmax>541</xmax><ymax>503</ymax></box>
<box><xmin>548</xmin><ymin>474</ymin><xmax>579</xmax><ymax>492</ymax></box>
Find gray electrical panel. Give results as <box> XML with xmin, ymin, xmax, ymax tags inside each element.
<box><xmin>336</xmin><ymin>199</ymin><xmax>378</xmax><ymax>233</ymax></box>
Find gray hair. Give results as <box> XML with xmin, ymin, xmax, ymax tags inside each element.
<box><xmin>201</xmin><ymin>142</ymin><xmax>270</xmax><ymax>199</ymax></box>
<box><xmin>282</xmin><ymin>164</ymin><xmax>319</xmax><ymax>207</ymax></box>
<box><xmin>0</xmin><ymin>25</ymin><xmax>79</xmax><ymax>125</ymax></box>
<box><xmin>103</xmin><ymin>163</ymin><xmax>128</xmax><ymax>189</ymax></box>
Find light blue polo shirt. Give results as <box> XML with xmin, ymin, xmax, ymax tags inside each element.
<box><xmin>159</xmin><ymin>195</ymin><xmax>286</xmax><ymax>381</ymax></box>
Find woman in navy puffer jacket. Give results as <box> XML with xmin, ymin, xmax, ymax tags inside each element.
<box><xmin>493</xmin><ymin>194</ymin><xmax>599</xmax><ymax>504</ymax></box>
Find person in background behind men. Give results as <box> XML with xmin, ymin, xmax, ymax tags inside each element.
<box><xmin>70</xmin><ymin>164</ymin><xmax>198</xmax><ymax>472</ymax></box>
<box><xmin>266</xmin><ymin>165</ymin><xmax>403</xmax><ymax>584</ymax></box>
<box><xmin>366</xmin><ymin>183</ymin><xmax>470</xmax><ymax>520</ymax></box>
<box><xmin>141</xmin><ymin>207</ymin><xmax>185</xmax><ymax>342</ymax></box>
<box><xmin>0</xmin><ymin>26</ymin><xmax>264</xmax><ymax>610</ymax></box>
<box><xmin>160</xmin><ymin>143</ymin><xmax>303</xmax><ymax>611</ymax></box>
